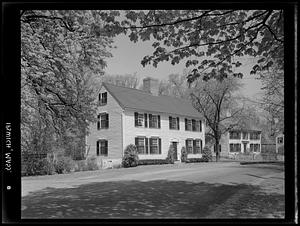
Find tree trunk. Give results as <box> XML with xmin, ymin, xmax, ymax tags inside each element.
<box><xmin>215</xmin><ymin>140</ymin><xmax>220</xmax><ymax>162</ymax></box>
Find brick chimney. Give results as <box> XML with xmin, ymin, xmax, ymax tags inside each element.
<box><xmin>143</xmin><ymin>77</ymin><xmax>159</xmax><ymax>96</ymax></box>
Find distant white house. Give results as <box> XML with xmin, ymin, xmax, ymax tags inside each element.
<box><xmin>219</xmin><ymin>129</ymin><xmax>262</xmax><ymax>157</ymax></box>
<box><xmin>86</xmin><ymin>77</ymin><xmax>205</xmax><ymax>168</ymax></box>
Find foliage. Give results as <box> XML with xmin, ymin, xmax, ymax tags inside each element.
<box><xmin>166</xmin><ymin>145</ymin><xmax>175</xmax><ymax>164</ymax></box>
<box><xmin>122</xmin><ymin>144</ymin><xmax>139</xmax><ymax>168</ymax></box>
<box><xmin>190</xmin><ymin>76</ymin><xmax>243</xmax><ymax>161</ymax></box>
<box><xmin>138</xmin><ymin>159</ymin><xmax>169</xmax><ymax>165</ymax></box>
<box><xmin>116</xmin><ymin>10</ymin><xmax>283</xmax><ymax>82</ymax></box>
<box><xmin>202</xmin><ymin>146</ymin><xmax>213</xmax><ymax>162</ymax></box>
<box><xmin>74</xmin><ymin>160</ymin><xmax>89</xmax><ymax>172</ymax></box>
<box><xmin>158</xmin><ymin>73</ymin><xmax>189</xmax><ymax>99</ymax></box>
<box><xmin>24</xmin><ymin>158</ymin><xmax>55</xmax><ymax>176</ymax></box>
<box><xmin>86</xmin><ymin>156</ymin><xmax>99</xmax><ymax>171</ymax></box>
<box><xmin>21</xmin><ymin>10</ymin><xmax>118</xmax><ymax>158</ymax></box>
<box><xmin>185</xmin><ymin>158</ymin><xmax>207</xmax><ymax>163</ymax></box>
<box><xmin>102</xmin><ymin>73</ymin><xmax>140</xmax><ymax>88</ymax></box>
<box><xmin>54</xmin><ymin>156</ymin><xmax>75</xmax><ymax>174</ymax></box>
<box><xmin>181</xmin><ymin>147</ymin><xmax>188</xmax><ymax>163</ymax></box>
<box><xmin>258</xmin><ymin>65</ymin><xmax>284</xmax><ymax>135</ymax></box>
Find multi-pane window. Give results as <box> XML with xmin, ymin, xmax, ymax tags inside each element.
<box><xmin>150</xmin><ymin>138</ymin><xmax>160</xmax><ymax>154</ymax></box>
<box><xmin>250</xmin><ymin>144</ymin><xmax>260</xmax><ymax>152</ymax></box>
<box><xmin>194</xmin><ymin>139</ymin><xmax>202</xmax><ymax>154</ymax></box>
<box><xmin>97</xmin><ymin>113</ymin><xmax>109</xmax><ymax>129</ymax></box>
<box><xmin>195</xmin><ymin>120</ymin><xmax>201</xmax><ymax>132</ymax></box>
<box><xmin>169</xmin><ymin>116</ymin><xmax>180</xmax><ymax>130</ymax></box>
<box><xmin>99</xmin><ymin>92</ymin><xmax>107</xmax><ymax>106</ymax></box>
<box><xmin>250</xmin><ymin>132</ymin><xmax>260</xmax><ymax>140</ymax></box>
<box><xmin>229</xmin><ymin>143</ymin><xmax>241</xmax><ymax>152</ymax></box>
<box><xmin>136</xmin><ymin>137</ymin><xmax>146</xmax><ymax>154</ymax></box>
<box><xmin>277</xmin><ymin>137</ymin><xmax>284</xmax><ymax>144</ymax></box>
<box><xmin>135</xmin><ymin>112</ymin><xmax>146</xmax><ymax>127</ymax></box>
<box><xmin>149</xmin><ymin>114</ymin><xmax>160</xmax><ymax>128</ymax></box>
<box><xmin>229</xmin><ymin>131</ymin><xmax>241</xmax><ymax>139</ymax></box>
<box><xmin>97</xmin><ymin>140</ymin><xmax>108</xmax><ymax>156</ymax></box>
<box><xmin>242</xmin><ymin>132</ymin><xmax>248</xmax><ymax>139</ymax></box>
<box><xmin>137</xmin><ymin>114</ymin><xmax>144</xmax><ymax>127</ymax></box>
<box><xmin>186</xmin><ymin>139</ymin><xmax>193</xmax><ymax>154</ymax></box>
<box><xmin>185</xmin><ymin>119</ymin><xmax>192</xmax><ymax>131</ymax></box>
<box><xmin>186</xmin><ymin>118</ymin><xmax>201</xmax><ymax>132</ymax></box>
<box><xmin>135</xmin><ymin>137</ymin><xmax>161</xmax><ymax>155</ymax></box>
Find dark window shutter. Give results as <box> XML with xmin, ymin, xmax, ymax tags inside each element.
<box><xmin>96</xmin><ymin>140</ymin><xmax>100</xmax><ymax>156</ymax></box>
<box><xmin>97</xmin><ymin>114</ymin><xmax>100</xmax><ymax>130</ymax></box>
<box><xmin>185</xmin><ymin>118</ymin><xmax>187</xmax><ymax>130</ymax></box>
<box><xmin>135</xmin><ymin>137</ymin><xmax>139</xmax><ymax>149</ymax></box>
<box><xmin>177</xmin><ymin>117</ymin><xmax>180</xmax><ymax>130</ymax></box>
<box><xmin>158</xmin><ymin>115</ymin><xmax>161</xmax><ymax>128</ymax></box>
<box><xmin>185</xmin><ymin>139</ymin><xmax>188</xmax><ymax>152</ymax></box>
<box><xmin>144</xmin><ymin>113</ymin><xmax>148</xmax><ymax>128</ymax></box>
<box><xmin>134</xmin><ymin>112</ymin><xmax>138</xmax><ymax>127</ymax></box>
<box><xmin>149</xmin><ymin>114</ymin><xmax>153</xmax><ymax>128</ymax></box>
<box><xmin>159</xmin><ymin>138</ymin><xmax>162</xmax><ymax>154</ymax></box>
<box><xmin>199</xmin><ymin>120</ymin><xmax>202</xmax><ymax>132</ymax></box>
<box><xmin>105</xmin><ymin>140</ymin><xmax>108</xmax><ymax>156</ymax></box>
<box><xmin>193</xmin><ymin>140</ymin><xmax>196</xmax><ymax>154</ymax></box>
<box><xmin>169</xmin><ymin>116</ymin><xmax>172</xmax><ymax>129</ymax></box>
<box><xmin>106</xmin><ymin>113</ymin><xmax>109</xmax><ymax>128</ymax></box>
<box><xmin>200</xmin><ymin>139</ymin><xmax>203</xmax><ymax>153</ymax></box>
<box><xmin>145</xmin><ymin>138</ymin><xmax>148</xmax><ymax>154</ymax></box>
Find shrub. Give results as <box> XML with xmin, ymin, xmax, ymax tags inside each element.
<box><xmin>54</xmin><ymin>156</ymin><xmax>75</xmax><ymax>174</ymax></box>
<box><xmin>122</xmin><ymin>144</ymin><xmax>139</xmax><ymax>168</ymax></box>
<box><xmin>185</xmin><ymin>158</ymin><xmax>207</xmax><ymax>163</ymax></box>
<box><xmin>138</xmin><ymin>159</ymin><xmax>169</xmax><ymax>165</ymax></box>
<box><xmin>86</xmin><ymin>156</ymin><xmax>99</xmax><ymax>171</ymax></box>
<box><xmin>166</xmin><ymin>145</ymin><xmax>175</xmax><ymax>164</ymax></box>
<box><xmin>24</xmin><ymin>158</ymin><xmax>55</xmax><ymax>176</ymax></box>
<box><xmin>181</xmin><ymin>147</ymin><xmax>188</xmax><ymax>163</ymax></box>
<box><xmin>74</xmin><ymin>160</ymin><xmax>89</xmax><ymax>172</ymax></box>
<box><xmin>202</xmin><ymin>146</ymin><xmax>213</xmax><ymax>162</ymax></box>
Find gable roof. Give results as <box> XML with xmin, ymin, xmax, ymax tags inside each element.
<box><xmin>103</xmin><ymin>83</ymin><xmax>203</xmax><ymax>119</ymax></box>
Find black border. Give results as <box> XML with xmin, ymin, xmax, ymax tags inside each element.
<box><xmin>1</xmin><ymin>0</ymin><xmax>297</xmax><ymax>224</ymax></box>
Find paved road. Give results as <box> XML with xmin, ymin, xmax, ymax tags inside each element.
<box><xmin>22</xmin><ymin>162</ymin><xmax>284</xmax><ymax>219</ymax></box>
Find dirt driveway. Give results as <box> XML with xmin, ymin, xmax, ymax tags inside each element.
<box><xmin>22</xmin><ymin>162</ymin><xmax>284</xmax><ymax>219</ymax></box>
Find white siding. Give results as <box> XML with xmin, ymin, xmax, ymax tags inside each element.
<box><xmin>85</xmin><ymin>86</ymin><xmax>123</xmax><ymax>165</ymax></box>
<box><xmin>123</xmin><ymin>110</ymin><xmax>205</xmax><ymax>161</ymax></box>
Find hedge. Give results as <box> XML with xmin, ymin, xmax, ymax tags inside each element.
<box><xmin>185</xmin><ymin>158</ymin><xmax>208</xmax><ymax>163</ymax></box>
<box><xmin>138</xmin><ymin>159</ymin><xmax>169</xmax><ymax>165</ymax></box>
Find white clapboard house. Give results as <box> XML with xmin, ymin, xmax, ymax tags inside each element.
<box><xmin>85</xmin><ymin>77</ymin><xmax>205</xmax><ymax>168</ymax></box>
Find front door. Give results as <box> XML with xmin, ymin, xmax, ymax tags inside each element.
<box><xmin>243</xmin><ymin>143</ymin><xmax>247</xmax><ymax>153</ymax></box>
<box><xmin>172</xmin><ymin>142</ymin><xmax>178</xmax><ymax>160</ymax></box>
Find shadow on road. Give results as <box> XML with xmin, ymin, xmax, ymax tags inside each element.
<box><xmin>22</xmin><ymin>180</ymin><xmax>284</xmax><ymax>219</ymax></box>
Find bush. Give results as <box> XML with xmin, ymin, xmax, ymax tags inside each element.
<box><xmin>74</xmin><ymin>160</ymin><xmax>89</xmax><ymax>172</ymax></box>
<box><xmin>122</xmin><ymin>144</ymin><xmax>139</xmax><ymax>168</ymax></box>
<box><xmin>24</xmin><ymin>158</ymin><xmax>55</xmax><ymax>176</ymax></box>
<box><xmin>138</xmin><ymin>159</ymin><xmax>169</xmax><ymax>165</ymax></box>
<box><xmin>181</xmin><ymin>147</ymin><xmax>188</xmax><ymax>163</ymax></box>
<box><xmin>54</xmin><ymin>156</ymin><xmax>75</xmax><ymax>174</ymax></box>
<box><xmin>185</xmin><ymin>158</ymin><xmax>207</xmax><ymax>163</ymax></box>
<box><xmin>202</xmin><ymin>146</ymin><xmax>213</xmax><ymax>162</ymax></box>
<box><xmin>166</xmin><ymin>145</ymin><xmax>175</xmax><ymax>164</ymax></box>
<box><xmin>86</xmin><ymin>156</ymin><xmax>99</xmax><ymax>171</ymax></box>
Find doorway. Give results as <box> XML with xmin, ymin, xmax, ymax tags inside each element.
<box><xmin>171</xmin><ymin>142</ymin><xmax>178</xmax><ymax>161</ymax></box>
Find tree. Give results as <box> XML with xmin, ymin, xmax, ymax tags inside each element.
<box><xmin>113</xmin><ymin>10</ymin><xmax>283</xmax><ymax>82</ymax></box>
<box><xmin>102</xmin><ymin>73</ymin><xmax>140</xmax><ymax>88</ymax></box>
<box><xmin>158</xmin><ymin>73</ymin><xmax>189</xmax><ymax>98</ymax></box>
<box><xmin>189</xmin><ymin>76</ymin><xmax>244</xmax><ymax>161</ymax></box>
<box><xmin>21</xmin><ymin>10</ymin><xmax>118</xmax><ymax>156</ymax></box>
<box><xmin>258</xmin><ymin>64</ymin><xmax>284</xmax><ymax>135</ymax></box>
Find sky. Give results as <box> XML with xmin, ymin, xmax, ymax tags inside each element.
<box><xmin>105</xmin><ymin>33</ymin><xmax>264</xmax><ymax>100</ymax></box>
